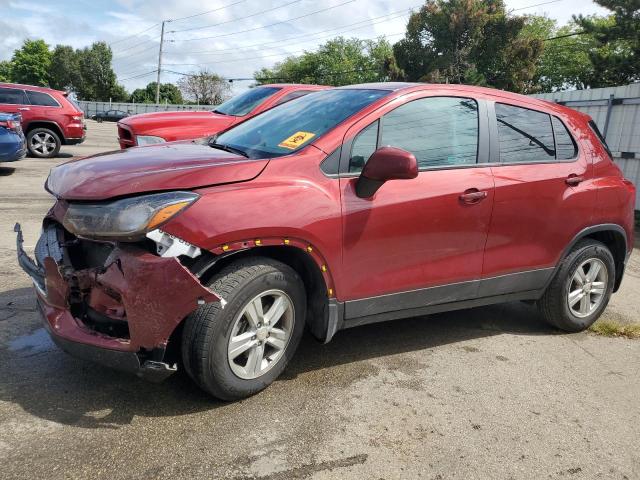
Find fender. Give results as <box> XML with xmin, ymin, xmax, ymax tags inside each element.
<box><xmin>545</xmin><ymin>223</ymin><xmax>628</xmax><ymax>292</ymax></box>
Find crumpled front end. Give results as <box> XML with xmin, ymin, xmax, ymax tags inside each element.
<box><xmin>16</xmin><ymin>218</ymin><xmax>218</xmax><ymax>381</ymax></box>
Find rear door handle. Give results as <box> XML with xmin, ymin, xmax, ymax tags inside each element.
<box><xmin>565</xmin><ymin>174</ymin><xmax>584</xmax><ymax>186</ymax></box>
<box><xmin>459</xmin><ymin>189</ymin><xmax>488</xmax><ymax>204</ymax></box>
<box><xmin>17</xmin><ymin>107</ymin><xmax>30</xmax><ymax>111</ymax></box>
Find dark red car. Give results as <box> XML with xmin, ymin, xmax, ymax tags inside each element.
<box><xmin>17</xmin><ymin>83</ymin><xmax>636</xmax><ymax>400</ymax></box>
<box><xmin>117</xmin><ymin>83</ymin><xmax>328</xmax><ymax>148</ymax></box>
<box><xmin>0</xmin><ymin>82</ymin><xmax>85</xmax><ymax>158</ymax></box>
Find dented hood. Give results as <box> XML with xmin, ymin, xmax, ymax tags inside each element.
<box><xmin>47</xmin><ymin>142</ymin><xmax>268</xmax><ymax>200</ymax></box>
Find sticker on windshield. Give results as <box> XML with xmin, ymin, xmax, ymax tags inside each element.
<box><xmin>278</xmin><ymin>131</ymin><xmax>316</xmax><ymax>150</ymax></box>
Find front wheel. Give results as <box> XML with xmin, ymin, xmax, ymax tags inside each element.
<box><xmin>538</xmin><ymin>239</ymin><xmax>615</xmax><ymax>332</ymax></box>
<box><xmin>181</xmin><ymin>257</ymin><xmax>306</xmax><ymax>400</ymax></box>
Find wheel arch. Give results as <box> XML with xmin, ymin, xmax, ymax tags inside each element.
<box><xmin>561</xmin><ymin>224</ymin><xmax>628</xmax><ymax>292</ymax></box>
<box><xmin>25</xmin><ymin>121</ymin><xmax>65</xmax><ymax>144</ymax></box>
<box><xmin>178</xmin><ymin>241</ymin><xmax>337</xmax><ymax>345</ymax></box>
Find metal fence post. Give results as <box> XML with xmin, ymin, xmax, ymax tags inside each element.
<box><xmin>603</xmin><ymin>93</ymin><xmax>614</xmax><ymax>140</ymax></box>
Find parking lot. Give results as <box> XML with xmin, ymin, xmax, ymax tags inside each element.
<box><xmin>0</xmin><ymin>121</ymin><xmax>639</xmax><ymax>479</ymax></box>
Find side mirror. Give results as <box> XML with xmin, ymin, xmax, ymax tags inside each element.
<box><xmin>355</xmin><ymin>146</ymin><xmax>418</xmax><ymax>198</ymax></box>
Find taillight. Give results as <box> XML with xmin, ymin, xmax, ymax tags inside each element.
<box><xmin>0</xmin><ymin>120</ymin><xmax>21</xmax><ymax>132</ymax></box>
<box><xmin>72</xmin><ymin>114</ymin><xmax>83</xmax><ymax>121</ymax></box>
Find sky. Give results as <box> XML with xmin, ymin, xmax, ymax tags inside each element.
<box><xmin>0</xmin><ymin>0</ymin><xmax>609</xmax><ymax>95</ymax></box>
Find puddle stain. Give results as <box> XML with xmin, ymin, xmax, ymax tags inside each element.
<box><xmin>8</xmin><ymin>328</ymin><xmax>54</xmax><ymax>355</ymax></box>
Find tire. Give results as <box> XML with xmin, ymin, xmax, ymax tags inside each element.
<box><xmin>538</xmin><ymin>239</ymin><xmax>615</xmax><ymax>332</ymax></box>
<box><xmin>96</xmin><ymin>117</ymin><xmax>103</xmax><ymax>123</ymax></box>
<box><xmin>181</xmin><ymin>257</ymin><xmax>306</xmax><ymax>400</ymax></box>
<box><xmin>27</xmin><ymin>128</ymin><xmax>61</xmax><ymax>158</ymax></box>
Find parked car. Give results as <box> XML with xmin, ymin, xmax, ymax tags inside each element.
<box><xmin>117</xmin><ymin>83</ymin><xmax>328</xmax><ymax>148</ymax></box>
<box><xmin>17</xmin><ymin>83</ymin><xmax>636</xmax><ymax>400</ymax></box>
<box><xmin>92</xmin><ymin>109</ymin><xmax>129</xmax><ymax>123</ymax></box>
<box><xmin>0</xmin><ymin>82</ymin><xmax>85</xmax><ymax>158</ymax></box>
<box><xmin>0</xmin><ymin>112</ymin><xmax>26</xmax><ymax>162</ymax></box>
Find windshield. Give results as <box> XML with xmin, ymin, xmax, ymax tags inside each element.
<box><xmin>215</xmin><ymin>89</ymin><xmax>390</xmax><ymax>159</ymax></box>
<box><xmin>213</xmin><ymin>86</ymin><xmax>281</xmax><ymax>116</ymax></box>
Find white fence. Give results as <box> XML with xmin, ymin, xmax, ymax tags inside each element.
<box><xmin>532</xmin><ymin>83</ymin><xmax>640</xmax><ymax>209</ymax></box>
<box><xmin>77</xmin><ymin>101</ymin><xmax>218</xmax><ymax>118</ymax></box>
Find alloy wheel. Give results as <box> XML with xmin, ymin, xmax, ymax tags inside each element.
<box><xmin>567</xmin><ymin>258</ymin><xmax>608</xmax><ymax>318</ymax></box>
<box><xmin>227</xmin><ymin>289</ymin><xmax>294</xmax><ymax>380</ymax></box>
<box><xmin>30</xmin><ymin>132</ymin><xmax>57</xmax><ymax>156</ymax></box>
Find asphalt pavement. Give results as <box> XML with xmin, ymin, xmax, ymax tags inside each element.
<box><xmin>0</xmin><ymin>120</ymin><xmax>638</xmax><ymax>480</ymax></box>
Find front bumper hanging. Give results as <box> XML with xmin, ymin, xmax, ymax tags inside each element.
<box><xmin>14</xmin><ymin>222</ymin><xmax>219</xmax><ymax>382</ymax></box>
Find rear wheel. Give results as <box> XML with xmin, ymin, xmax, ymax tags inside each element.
<box><xmin>27</xmin><ymin>128</ymin><xmax>61</xmax><ymax>158</ymax></box>
<box><xmin>538</xmin><ymin>239</ymin><xmax>615</xmax><ymax>332</ymax></box>
<box><xmin>181</xmin><ymin>257</ymin><xmax>306</xmax><ymax>400</ymax></box>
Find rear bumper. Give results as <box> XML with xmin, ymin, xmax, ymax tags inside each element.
<box><xmin>15</xmin><ymin>222</ymin><xmax>218</xmax><ymax>380</ymax></box>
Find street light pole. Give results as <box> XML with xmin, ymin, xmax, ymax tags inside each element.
<box><xmin>155</xmin><ymin>20</ymin><xmax>166</xmax><ymax>104</ymax></box>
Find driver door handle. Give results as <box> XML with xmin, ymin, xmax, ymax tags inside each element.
<box><xmin>459</xmin><ymin>189</ymin><xmax>488</xmax><ymax>204</ymax></box>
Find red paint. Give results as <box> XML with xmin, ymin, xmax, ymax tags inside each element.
<box><xmin>33</xmin><ymin>83</ymin><xmax>635</xmax><ymax>356</ymax></box>
<box><xmin>117</xmin><ymin>84</ymin><xmax>328</xmax><ymax>148</ymax></box>
<box><xmin>46</xmin><ymin>141</ymin><xmax>268</xmax><ymax>200</ymax></box>
<box><xmin>38</xmin><ymin>245</ymin><xmax>219</xmax><ymax>351</ymax></box>
<box><xmin>361</xmin><ymin>146</ymin><xmax>418</xmax><ymax>181</ymax></box>
<box><xmin>0</xmin><ymin>82</ymin><xmax>85</xmax><ymax>143</ymax></box>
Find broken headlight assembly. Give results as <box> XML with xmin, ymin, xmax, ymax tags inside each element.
<box><xmin>62</xmin><ymin>191</ymin><xmax>199</xmax><ymax>241</ymax></box>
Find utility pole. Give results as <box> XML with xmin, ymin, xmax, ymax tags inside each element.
<box><xmin>155</xmin><ymin>20</ymin><xmax>166</xmax><ymax>104</ymax></box>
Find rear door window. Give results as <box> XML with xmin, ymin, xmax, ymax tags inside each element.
<box><xmin>26</xmin><ymin>90</ymin><xmax>60</xmax><ymax>107</ymax></box>
<box><xmin>496</xmin><ymin>103</ymin><xmax>555</xmax><ymax>163</ymax></box>
<box><xmin>0</xmin><ymin>87</ymin><xmax>27</xmax><ymax>105</ymax></box>
<box><xmin>552</xmin><ymin>117</ymin><xmax>577</xmax><ymax>160</ymax></box>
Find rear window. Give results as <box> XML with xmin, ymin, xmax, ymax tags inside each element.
<box><xmin>213</xmin><ymin>87</ymin><xmax>281</xmax><ymax>116</ymax></box>
<box><xmin>26</xmin><ymin>90</ymin><xmax>60</xmax><ymax>107</ymax></box>
<box><xmin>589</xmin><ymin>120</ymin><xmax>612</xmax><ymax>159</ymax></box>
<box><xmin>0</xmin><ymin>87</ymin><xmax>27</xmax><ymax>105</ymax></box>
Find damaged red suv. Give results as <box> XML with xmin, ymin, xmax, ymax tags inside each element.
<box><xmin>17</xmin><ymin>83</ymin><xmax>635</xmax><ymax>400</ymax></box>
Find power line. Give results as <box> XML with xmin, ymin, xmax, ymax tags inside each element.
<box><xmin>165</xmin><ymin>7</ymin><xmax>414</xmax><ymax>57</ymax></box>
<box><xmin>109</xmin><ymin>23</ymin><xmax>160</xmax><ymax>46</ymax></box>
<box><xmin>120</xmin><ymin>70</ymin><xmax>158</xmax><ymax>81</ymax></box>
<box><xmin>170</xmin><ymin>0</ymin><xmax>305</xmax><ymax>33</ymax></box>
<box><xmin>511</xmin><ymin>0</ymin><xmax>564</xmax><ymax>11</ymax></box>
<box><xmin>176</xmin><ymin>0</ymin><xmax>357</xmax><ymax>42</ymax></box>
<box><xmin>163</xmin><ymin>32</ymin><xmax>404</xmax><ymax>67</ymax></box>
<box><xmin>169</xmin><ymin>0</ymin><xmax>247</xmax><ymax>23</ymax></box>
<box><xmin>112</xmin><ymin>36</ymin><xmax>160</xmax><ymax>55</ymax></box>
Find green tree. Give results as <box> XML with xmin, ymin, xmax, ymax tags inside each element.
<box><xmin>0</xmin><ymin>61</ymin><xmax>11</xmax><ymax>82</ymax></box>
<box><xmin>10</xmin><ymin>39</ymin><xmax>51</xmax><ymax>86</ymax></box>
<box><xmin>49</xmin><ymin>45</ymin><xmax>81</xmax><ymax>91</ymax></box>
<box><xmin>254</xmin><ymin>37</ymin><xmax>396</xmax><ymax>86</ymax></box>
<box><xmin>523</xmin><ymin>16</ymin><xmax>600</xmax><ymax>92</ymax></box>
<box><xmin>177</xmin><ymin>70</ymin><xmax>230</xmax><ymax>104</ymax></box>
<box><xmin>576</xmin><ymin>0</ymin><xmax>639</xmax><ymax>87</ymax></box>
<box><xmin>129</xmin><ymin>82</ymin><xmax>184</xmax><ymax>104</ymax></box>
<box><xmin>76</xmin><ymin>42</ymin><xmax>127</xmax><ymax>101</ymax></box>
<box><xmin>393</xmin><ymin>0</ymin><xmax>544</xmax><ymax>93</ymax></box>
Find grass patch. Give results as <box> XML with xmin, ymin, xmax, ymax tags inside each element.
<box><xmin>589</xmin><ymin>319</ymin><xmax>640</xmax><ymax>339</ymax></box>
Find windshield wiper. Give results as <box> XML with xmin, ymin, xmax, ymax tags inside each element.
<box><xmin>209</xmin><ymin>142</ymin><xmax>249</xmax><ymax>158</ymax></box>
<box><xmin>212</xmin><ymin>109</ymin><xmax>225</xmax><ymax>114</ymax></box>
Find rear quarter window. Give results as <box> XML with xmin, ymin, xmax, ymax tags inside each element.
<box><xmin>26</xmin><ymin>91</ymin><xmax>60</xmax><ymax>107</ymax></box>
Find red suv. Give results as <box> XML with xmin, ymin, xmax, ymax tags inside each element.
<box><xmin>0</xmin><ymin>83</ymin><xmax>85</xmax><ymax>158</ymax></box>
<box><xmin>117</xmin><ymin>83</ymin><xmax>328</xmax><ymax>148</ymax></box>
<box><xmin>17</xmin><ymin>83</ymin><xmax>636</xmax><ymax>400</ymax></box>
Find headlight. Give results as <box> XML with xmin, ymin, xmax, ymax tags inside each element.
<box><xmin>62</xmin><ymin>191</ymin><xmax>199</xmax><ymax>241</ymax></box>
<box><xmin>136</xmin><ymin>135</ymin><xmax>165</xmax><ymax>146</ymax></box>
